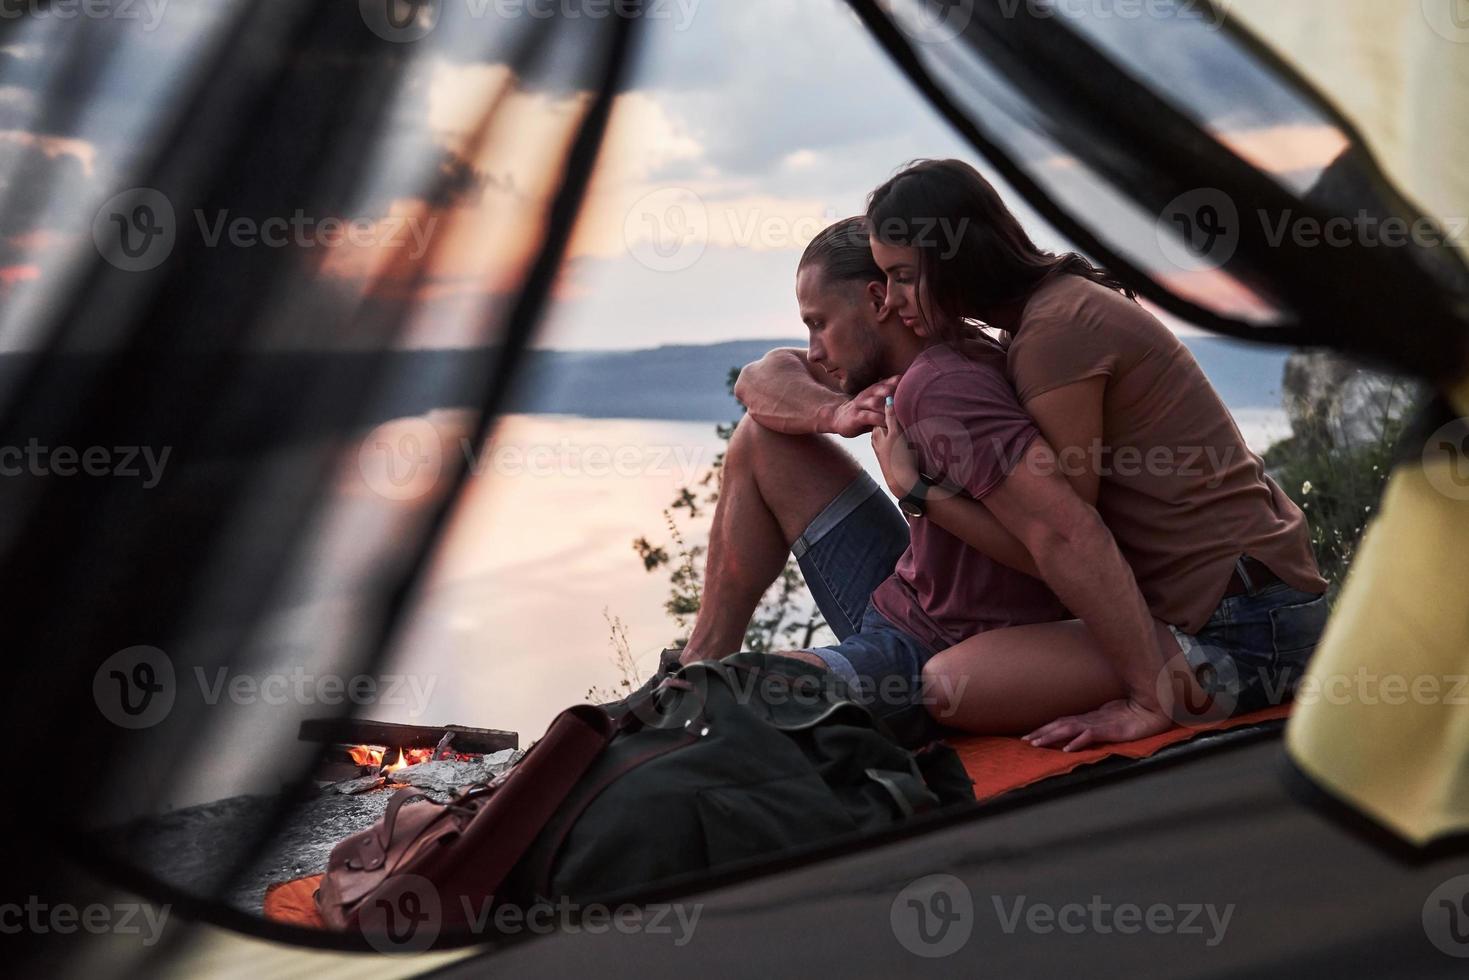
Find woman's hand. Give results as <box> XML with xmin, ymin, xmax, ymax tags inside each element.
<box><xmin>871</xmin><ymin>398</ymin><xmax>921</xmax><ymax>499</ymax></box>
<box><xmin>1022</xmin><ymin>697</ymin><xmax>1175</xmax><ymax>752</ymax></box>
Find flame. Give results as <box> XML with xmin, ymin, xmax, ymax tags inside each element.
<box><xmin>348</xmin><ymin>744</ymin><xmax>384</xmax><ymax>767</ymax></box>
<box><xmin>345</xmin><ymin>743</ymin><xmax>465</xmax><ymax>774</ymax></box>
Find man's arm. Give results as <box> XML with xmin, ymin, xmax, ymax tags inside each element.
<box><xmin>981</xmin><ymin>437</ymin><xmax>1167</xmax><ymax>712</ymax></box>
<box><xmin>734</xmin><ymin>348</ymin><xmax>894</xmax><ymax>437</ymax></box>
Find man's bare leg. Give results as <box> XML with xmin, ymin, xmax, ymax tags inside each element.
<box><xmin>680</xmin><ymin>416</ymin><xmax>867</xmax><ymax>664</ymax></box>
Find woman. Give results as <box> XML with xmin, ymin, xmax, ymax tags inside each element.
<box><xmin>865</xmin><ymin>159</ymin><xmax>1330</xmax><ymax>749</ymax></box>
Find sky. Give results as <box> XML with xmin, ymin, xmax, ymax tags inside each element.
<box><xmin>0</xmin><ymin>0</ymin><xmax>1357</xmax><ymax>353</ymax></box>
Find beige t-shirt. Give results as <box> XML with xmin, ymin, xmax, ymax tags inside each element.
<box><xmin>1006</xmin><ymin>273</ymin><xmax>1327</xmax><ymax>634</ymax></box>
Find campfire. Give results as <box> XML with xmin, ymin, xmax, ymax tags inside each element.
<box><xmin>299</xmin><ymin>718</ymin><xmax>521</xmax><ymax>801</ymax></box>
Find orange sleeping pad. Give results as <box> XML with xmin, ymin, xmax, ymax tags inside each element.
<box><xmin>952</xmin><ymin>703</ymin><xmax>1293</xmax><ymax>800</ymax></box>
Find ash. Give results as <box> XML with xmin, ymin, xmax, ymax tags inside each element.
<box><xmin>100</xmin><ymin>749</ymin><xmax>521</xmax><ymax>914</ymax></box>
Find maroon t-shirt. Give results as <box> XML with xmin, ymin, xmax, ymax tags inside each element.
<box><xmin>870</xmin><ymin>343</ymin><xmax>1068</xmax><ymax>652</ymax></box>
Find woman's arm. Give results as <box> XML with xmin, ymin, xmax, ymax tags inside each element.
<box><xmin>871</xmin><ymin>400</ymin><xmax>1040</xmax><ymax>577</ymax></box>
<box><xmin>924</xmin><ymin>492</ymin><xmax>1041</xmax><ymax>578</ymax></box>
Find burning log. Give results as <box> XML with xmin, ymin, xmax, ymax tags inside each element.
<box><xmin>297</xmin><ymin>718</ymin><xmax>517</xmax><ymax>754</ymax></box>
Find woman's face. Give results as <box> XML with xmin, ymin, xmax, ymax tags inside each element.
<box><xmin>869</xmin><ymin>238</ymin><xmax>932</xmax><ymax>336</ymax></box>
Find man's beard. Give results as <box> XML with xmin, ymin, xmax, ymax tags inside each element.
<box><xmin>840</xmin><ymin>330</ymin><xmax>886</xmax><ymax>395</ymax></box>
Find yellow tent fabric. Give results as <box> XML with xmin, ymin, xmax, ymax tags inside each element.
<box><xmin>1228</xmin><ymin>0</ymin><xmax>1469</xmax><ymax>229</ymax></box>
<box><xmin>1285</xmin><ymin>376</ymin><xmax>1469</xmax><ymax>845</ymax></box>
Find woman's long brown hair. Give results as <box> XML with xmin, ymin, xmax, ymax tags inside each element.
<box><xmin>867</xmin><ymin>158</ymin><xmax>1134</xmax><ymax>343</ymax></box>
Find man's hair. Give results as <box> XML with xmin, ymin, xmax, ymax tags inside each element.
<box><xmin>798</xmin><ymin>216</ymin><xmax>883</xmax><ymax>294</ymax></box>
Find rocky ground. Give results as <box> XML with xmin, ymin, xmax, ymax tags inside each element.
<box><xmin>101</xmin><ymin>750</ymin><xmax>520</xmax><ymax>914</ymax></box>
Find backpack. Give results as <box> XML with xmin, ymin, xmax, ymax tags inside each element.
<box><xmin>316</xmin><ymin>653</ymin><xmax>973</xmax><ymax>939</ymax></box>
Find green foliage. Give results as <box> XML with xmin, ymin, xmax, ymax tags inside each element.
<box><xmin>630</xmin><ymin>366</ymin><xmax>828</xmax><ymax>655</ymax></box>
<box><xmin>1263</xmin><ymin>380</ymin><xmax>1409</xmax><ymax>600</ymax></box>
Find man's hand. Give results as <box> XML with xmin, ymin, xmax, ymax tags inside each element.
<box><xmin>1022</xmin><ymin>697</ymin><xmax>1174</xmax><ymax>752</ymax></box>
<box><xmin>870</xmin><ymin>398</ymin><xmax>921</xmax><ymax>497</ymax></box>
<box><xmin>826</xmin><ymin>376</ymin><xmax>899</xmax><ymax>437</ymax></box>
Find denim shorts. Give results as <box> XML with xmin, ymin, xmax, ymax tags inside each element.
<box><xmin>792</xmin><ymin>472</ymin><xmax>933</xmax><ymax>718</ymax></box>
<box><xmin>1170</xmin><ymin>572</ymin><xmax>1332</xmax><ymax>717</ymax></box>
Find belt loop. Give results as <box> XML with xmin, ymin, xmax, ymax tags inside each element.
<box><xmin>791</xmin><ymin>534</ymin><xmax>810</xmax><ymax>561</ymax></box>
<box><xmin>1235</xmin><ymin>556</ymin><xmax>1257</xmax><ymax>596</ymax></box>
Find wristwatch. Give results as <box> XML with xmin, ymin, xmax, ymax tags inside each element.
<box><xmin>898</xmin><ymin>474</ymin><xmax>938</xmax><ymax>519</ymax></box>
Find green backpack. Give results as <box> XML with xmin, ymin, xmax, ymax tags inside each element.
<box><xmin>504</xmin><ymin>652</ymin><xmax>975</xmax><ymax>906</ymax></box>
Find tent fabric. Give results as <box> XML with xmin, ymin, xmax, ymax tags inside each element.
<box><xmin>0</xmin><ymin>0</ymin><xmax>641</xmax><ymax>971</ymax></box>
<box><xmin>845</xmin><ymin>0</ymin><xmax>1469</xmax><ymax>381</ymax></box>
<box><xmin>437</xmin><ymin>738</ymin><xmax>1469</xmax><ymax>978</ymax></box>
<box><xmin>1285</xmin><ymin>375</ymin><xmax>1469</xmax><ymax>847</ymax></box>
<box><xmin>3</xmin><ymin>0</ymin><xmax>1466</xmax><ymax>975</ymax></box>
<box><xmin>956</xmin><ymin>703</ymin><xmax>1292</xmax><ymax>800</ymax></box>
<box><xmin>1226</xmin><ymin>0</ymin><xmax>1469</xmax><ymax>231</ymax></box>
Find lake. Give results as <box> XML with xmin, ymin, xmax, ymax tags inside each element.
<box><xmin>384</xmin><ymin>408</ymin><xmax>1293</xmax><ymax>744</ymax></box>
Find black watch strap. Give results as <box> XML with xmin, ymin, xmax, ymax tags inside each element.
<box><xmin>899</xmin><ymin>474</ymin><xmax>937</xmax><ymax>517</ymax></box>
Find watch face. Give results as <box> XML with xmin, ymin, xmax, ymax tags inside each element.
<box><xmin>899</xmin><ymin>498</ymin><xmax>925</xmax><ymax>519</ymax></box>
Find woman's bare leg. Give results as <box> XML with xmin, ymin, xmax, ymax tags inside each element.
<box><xmin>921</xmin><ymin>618</ymin><xmax>1184</xmax><ymax>734</ymax></box>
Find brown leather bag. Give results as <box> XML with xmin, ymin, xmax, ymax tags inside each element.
<box><xmin>315</xmin><ymin>704</ymin><xmax>614</xmax><ymax>934</ymax></box>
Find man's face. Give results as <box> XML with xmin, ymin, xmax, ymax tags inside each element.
<box><xmin>796</xmin><ymin>265</ymin><xmax>886</xmax><ymax>396</ymax></box>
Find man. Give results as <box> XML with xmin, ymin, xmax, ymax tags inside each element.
<box><xmin>658</xmin><ymin>218</ymin><xmax>1201</xmax><ymax>745</ymax></box>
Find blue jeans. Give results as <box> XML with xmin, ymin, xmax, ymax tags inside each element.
<box><xmin>791</xmin><ymin>473</ymin><xmax>932</xmax><ymax>723</ymax></box>
<box><xmin>1170</xmin><ymin>573</ymin><xmax>1331</xmax><ymax>717</ymax></box>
